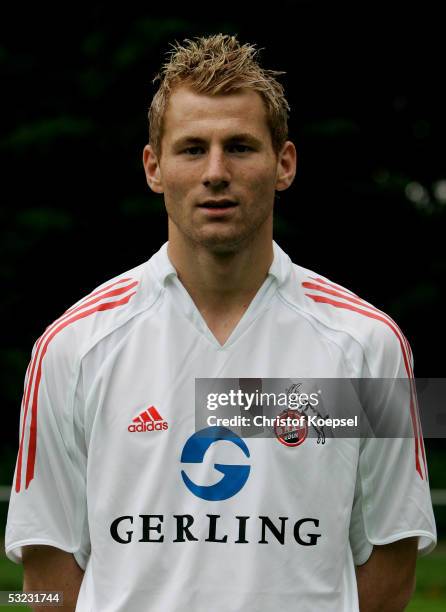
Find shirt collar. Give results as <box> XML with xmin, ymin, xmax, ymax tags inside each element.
<box><xmin>269</xmin><ymin>240</ymin><xmax>292</xmax><ymax>287</ymax></box>
<box><xmin>149</xmin><ymin>242</ymin><xmax>177</xmax><ymax>286</ymax></box>
<box><xmin>149</xmin><ymin>240</ymin><xmax>292</xmax><ymax>287</ymax></box>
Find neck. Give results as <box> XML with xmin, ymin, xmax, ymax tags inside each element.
<box><xmin>167</xmin><ymin>226</ymin><xmax>274</xmax><ymax>312</ymax></box>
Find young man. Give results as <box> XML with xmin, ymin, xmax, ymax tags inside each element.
<box><xmin>6</xmin><ymin>34</ymin><xmax>436</xmax><ymax>611</ymax></box>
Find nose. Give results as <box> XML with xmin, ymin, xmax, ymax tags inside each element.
<box><xmin>202</xmin><ymin>147</ymin><xmax>231</xmax><ymax>189</ymax></box>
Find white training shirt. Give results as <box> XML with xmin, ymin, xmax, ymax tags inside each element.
<box><xmin>6</xmin><ymin>241</ymin><xmax>436</xmax><ymax>612</ymax></box>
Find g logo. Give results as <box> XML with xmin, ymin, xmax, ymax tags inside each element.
<box><xmin>180</xmin><ymin>426</ymin><xmax>250</xmax><ymax>501</ymax></box>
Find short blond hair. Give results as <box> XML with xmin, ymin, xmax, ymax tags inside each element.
<box><xmin>148</xmin><ymin>34</ymin><xmax>290</xmax><ymax>157</ymax></box>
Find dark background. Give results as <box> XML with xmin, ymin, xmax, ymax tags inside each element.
<box><xmin>1</xmin><ymin>4</ymin><xmax>445</xmax><ymax>530</ymax></box>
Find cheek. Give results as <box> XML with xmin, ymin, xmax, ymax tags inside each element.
<box><xmin>162</xmin><ymin>169</ymin><xmax>191</xmax><ymax>200</ymax></box>
<box><xmin>241</xmin><ymin>158</ymin><xmax>277</xmax><ymax>182</ymax></box>
<box><xmin>244</xmin><ymin>167</ymin><xmax>277</xmax><ymax>196</ymax></box>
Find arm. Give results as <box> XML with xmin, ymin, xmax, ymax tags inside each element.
<box><xmin>23</xmin><ymin>545</ymin><xmax>84</xmax><ymax>612</ymax></box>
<box><xmin>355</xmin><ymin>537</ymin><xmax>417</xmax><ymax>612</ymax></box>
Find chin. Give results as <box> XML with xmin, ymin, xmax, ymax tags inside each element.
<box><xmin>194</xmin><ymin>230</ymin><xmax>254</xmax><ymax>254</ymax></box>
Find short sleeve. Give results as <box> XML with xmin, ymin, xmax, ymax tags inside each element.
<box><xmin>350</xmin><ymin>330</ymin><xmax>437</xmax><ymax>564</ymax></box>
<box><xmin>5</xmin><ymin>331</ymin><xmax>89</xmax><ymax>569</ymax></box>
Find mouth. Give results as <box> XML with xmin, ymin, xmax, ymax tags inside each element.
<box><xmin>197</xmin><ymin>199</ymin><xmax>238</xmax><ymax>210</ymax></box>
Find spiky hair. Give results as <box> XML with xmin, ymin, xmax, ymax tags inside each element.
<box><xmin>148</xmin><ymin>34</ymin><xmax>290</xmax><ymax>156</ymax></box>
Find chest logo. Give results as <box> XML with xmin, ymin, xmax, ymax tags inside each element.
<box><xmin>274</xmin><ymin>408</ymin><xmax>308</xmax><ymax>447</ymax></box>
<box><xmin>128</xmin><ymin>405</ymin><xmax>168</xmax><ymax>432</ymax></box>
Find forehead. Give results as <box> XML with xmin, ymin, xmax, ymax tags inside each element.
<box><xmin>162</xmin><ymin>86</ymin><xmax>271</xmax><ymax>142</ymax></box>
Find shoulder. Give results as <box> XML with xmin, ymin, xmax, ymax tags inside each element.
<box><xmin>31</xmin><ymin>256</ymin><xmax>161</xmax><ymax>374</ymax></box>
<box><xmin>278</xmin><ymin>259</ymin><xmax>412</xmax><ymax>378</ymax></box>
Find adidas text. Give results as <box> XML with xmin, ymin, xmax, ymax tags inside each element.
<box><xmin>128</xmin><ymin>422</ymin><xmax>168</xmax><ymax>432</ymax></box>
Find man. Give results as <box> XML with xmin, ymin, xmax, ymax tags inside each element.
<box><xmin>5</xmin><ymin>34</ymin><xmax>436</xmax><ymax>611</ymax></box>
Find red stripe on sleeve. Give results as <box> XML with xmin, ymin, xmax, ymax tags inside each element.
<box><xmin>20</xmin><ymin>281</ymin><xmax>139</xmax><ymax>451</ymax></box>
<box><xmin>304</xmin><ymin>292</ymin><xmax>424</xmax><ymax>479</ymax></box>
<box><xmin>308</xmin><ymin>276</ymin><xmax>359</xmax><ymax>297</ymax></box>
<box><xmin>63</xmin><ymin>278</ymin><xmax>134</xmax><ymax>314</ymax></box>
<box><xmin>17</xmin><ymin>281</ymin><xmax>139</xmax><ymax>491</ymax></box>
<box><xmin>16</xmin><ymin>291</ymin><xmax>137</xmax><ymax>492</ymax></box>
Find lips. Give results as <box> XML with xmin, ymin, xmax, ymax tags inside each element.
<box><xmin>197</xmin><ymin>200</ymin><xmax>238</xmax><ymax>209</ymax></box>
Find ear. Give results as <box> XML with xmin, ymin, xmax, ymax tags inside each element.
<box><xmin>143</xmin><ymin>144</ymin><xmax>164</xmax><ymax>194</ymax></box>
<box><xmin>275</xmin><ymin>141</ymin><xmax>297</xmax><ymax>192</ymax></box>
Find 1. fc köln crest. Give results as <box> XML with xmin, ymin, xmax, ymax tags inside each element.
<box><xmin>274</xmin><ymin>408</ymin><xmax>308</xmax><ymax>447</ymax></box>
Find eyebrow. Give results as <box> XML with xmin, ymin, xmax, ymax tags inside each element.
<box><xmin>172</xmin><ymin>133</ymin><xmax>264</xmax><ymax>148</ymax></box>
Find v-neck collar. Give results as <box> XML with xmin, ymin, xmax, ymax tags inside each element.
<box><xmin>148</xmin><ymin>241</ymin><xmax>292</xmax><ymax>349</ymax></box>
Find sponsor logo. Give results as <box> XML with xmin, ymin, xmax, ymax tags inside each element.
<box><xmin>180</xmin><ymin>426</ymin><xmax>250</xmax><ymax>501</ymax></box>
<box><xmin>128</xmin><ymin>406</ymin><xmax>168</xmax><ymax>432</ymax></box>
<box><xmin>110</xmin><ymin>514</ymin><xmax>321</xmax><ymax>546</ymax></box>
<box><xmin>110</xmin><ymin>426</ymin><xmax>321</xmax><ymax>547</ymax></box>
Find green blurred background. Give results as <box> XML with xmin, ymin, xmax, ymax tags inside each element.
<box><xmin>1</xmin><ymin>3</ymin><xmax>445</xmax><ymax>609</ymax></box>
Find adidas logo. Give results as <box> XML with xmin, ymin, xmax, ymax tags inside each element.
<box><xmin>128</xmin><ymin>406</ymin><xmax>168</xmax><ymax>432</ymax></box>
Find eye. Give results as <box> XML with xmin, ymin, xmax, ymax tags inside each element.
<box><xmin>228</xmin><ymin>144</ymin><xmax>252</xmax><ymax>153</ymax></box>
<box><xmin>182</xmin><ymin>146</ymin><xmax>204</xmax><ymax>155</ymax></box>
